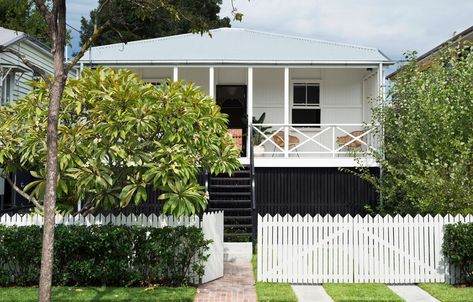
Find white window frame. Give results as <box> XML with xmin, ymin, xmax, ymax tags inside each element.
<box><xmin>1</xmin><ymin>73</ymin><xmax>15</xmax><ymax>106</ymax></box>
<box><xmin>290</xmin><ymin>79</ymin><xmax>322</xmax><ymax>127</ymax></box>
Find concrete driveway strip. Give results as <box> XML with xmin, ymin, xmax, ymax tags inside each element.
<box><xmin>292</xmin><ymin>285</ymin><xmax>334</xmax><ymax>302</ymax></box>
<box><xmin>388</xmin><ymin>285</ymin><xmax>440</xmax><ymax>302</ymax></box>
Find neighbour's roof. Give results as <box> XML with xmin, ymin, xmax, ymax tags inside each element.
<box><xmin>0</xmin><ymin>27</ymin><xmax>25</xmax><ymax>47</ymax></box>
<box><xmin>386</xmin><ymin>25</ymin><xmax>473</xmax><ymax>79</ymax></box>
<box><xmin>0</xmin><ymin>26</ymin><xmax>50</xmax><ymax>52</ymax></box>
<box><xmin>80</xmin><ymin>28</ymin><xmax>392</xmax><ymax>65</ymax></box>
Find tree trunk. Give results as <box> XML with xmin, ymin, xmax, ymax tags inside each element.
<box><xmin>37</xmin><ymin>77</ymin><xmax>65</xmax><ymax>302</ymax></box>
<box><xmin>37</xmin><ymin>1</ymin><xmax>67</xmax><ymax>300</ymax></box>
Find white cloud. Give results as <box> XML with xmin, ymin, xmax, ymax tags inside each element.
<box><xmin>220</xmin><ymin>0</ymin><xmax>473</xmax><ymax>60</ymax></box>
<box><xmin>65</xmin><ymin>0</ymin><xmax>472</xmax><ymax>61</ymax></box>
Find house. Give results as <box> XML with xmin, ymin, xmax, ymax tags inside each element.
<box><xmin>82</xmin><ymin>28</ymin><xmax>393</xmax><ymax>239</ymax></box>
<box><xmin>0</xmin><ymin>27</ymin><xmax>55</xmax><ymax>213</ymax></box>
<box><xmin>387</xmin><ymin>25</ymin><xmax>473</xmax><ymax>79</ymax></box>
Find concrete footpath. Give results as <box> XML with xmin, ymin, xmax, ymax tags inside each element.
<box><xmin>388</xmin><ymin>285</ymin><xmax>440</xmax><ymax>302</ymax></box>
<box><xmin>292</xmin><ymin>285</ymin><xmax>334</xmax><ymax>302</ymax></box>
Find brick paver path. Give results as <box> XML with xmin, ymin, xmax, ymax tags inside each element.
<box><xmin>194</xmin><ymin>259</ymin><xmax>257</xmax><ymax>302</ymax></box>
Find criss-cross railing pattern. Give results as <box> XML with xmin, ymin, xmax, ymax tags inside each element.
<box><xmin>252</xmin><ymin>123</ymin><xmax>379</xmax><ymax>158</ymax></box>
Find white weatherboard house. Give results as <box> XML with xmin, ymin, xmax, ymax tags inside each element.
<box><xmin>0</xmin><ymin>27</ymin><xmax>55</xmax><ymax>212</ymax></box>
<box><xmin>82</xmin><ymin>28</ymin><xmax>392</xmax><ymax>240</ymax></box>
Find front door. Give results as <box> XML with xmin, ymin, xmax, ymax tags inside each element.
<box><xmin>216</xmin><ymin>85</ymin><xmax>247</xmax><ymax>156</ymax></box>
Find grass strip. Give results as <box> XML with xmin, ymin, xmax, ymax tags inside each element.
<box><xmin>0</xmin><ymin>286</ymin><xmax>196</xmax><ymax>302</ymax></box>
<box><xmin>252</xmin><ymin>254</ymin><xmax>298</xmax><ymax>302</ymax></box>
<box><xmin>323</xmin><ymin>283</ymin><xmax>404</xmax><ymax>302</ymax></box>
<box><xmin>419</xmin><ymin>283</ymin><xmax>473</xmax><ymax>302</ymax></box>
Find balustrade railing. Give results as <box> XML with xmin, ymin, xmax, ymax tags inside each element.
<box><xmin>251</xmin><ymin>123</ymin><xmax>379</xmax><ymax>158</ymax></box>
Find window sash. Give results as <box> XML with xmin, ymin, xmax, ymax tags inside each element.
<box><xmin>291</xmin><ymin>81</ymin><xmax>321</xmax><ymax>125</ymax></box>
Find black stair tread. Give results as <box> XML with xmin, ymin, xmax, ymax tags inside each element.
<box><xmin>210</xmin><ymin>192</ymin><xmax>251</xmax><ymax>196</ymax></box>
<box><xmin>224</xmin><ymin>224</ymin><xmax>253</xmax><ymax>227</ymax></box>
<box><xmin>211</xmin><ymin>177</ymin><xmax>251</xmax><ymax>181</ymax></box>
<box><xmin>224</xmin><ymin>233</ymin><xmax>253</xmax><ymax>237</ymax></box>
<box><xmin>209</xmin><ymin>199</ymin><xmax>251</xmax><ymax>203</ymax></box>
<box><xmin>224</xmin><ymin>216</ymin><xmax>252</xmax><ymax>220</ymax></box>
<box><xmin>207</xmin><ymin>208</ymin><xmax>252</xmax><ymax>212</ymax></box>
<box><xmin>210</xmin><ymin>185</ymin><xmax>252</xmax><ymax>189</ymax></box>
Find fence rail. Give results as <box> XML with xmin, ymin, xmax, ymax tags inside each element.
<box><xmin>257</xmin><ymin>213</ymin><xmax>473</xmax><ymax>284</ymax></box>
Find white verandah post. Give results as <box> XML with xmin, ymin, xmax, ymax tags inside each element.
<box><xmin>209</xmin><ymin>67</ymin><xmax>215</xmax><ymax>98</ymax></box>
<box><xmin>283</xmin><ymin>67</ymin><xmax>289</xmax><ymax>158</ymax></box>
<box><xmin>173</xmin><ymin>66</ymin><xmax>178</xmax><ymax>82</ymax></box>
<box><xmin>247</xmin><ymin>67</ymin><xmax>254</xmax><ymax>159</ymax></box>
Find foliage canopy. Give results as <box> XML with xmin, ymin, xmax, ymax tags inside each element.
<box><xmin>0</xmin><ymin>67</ymin><xmax>240</xmax><ymax>216</ymax></box>
<box><xmin>80</xmin><ymin>0</ymin><xmax>231</xmax><ymax>47</ymax></box>
<box><xmin>357</xmin><ymin>43</ymin><xmax>473</xmax><ymax>215</ymax></box>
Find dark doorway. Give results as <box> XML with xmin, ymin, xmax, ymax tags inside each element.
<box><xmin>216</xmin><ymin>85</ymin><xmax>247</xmax><ymax>156</ymax></box>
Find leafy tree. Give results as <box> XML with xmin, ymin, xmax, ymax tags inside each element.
<box><xmin>80</xmin><ymin>0</ymin><xmax>231</xmax><ymax>47</ymax></box>
<box><xmin>0</xmin><ymin>0</ymin><xmax>49</xmax><ymax>44</ymax></box>
<box><xmin>0</xmin><ymin>67</ymin><xmax>240</xmax><ymax>217</ymax></box>
<box><xmin>0</xmin><ymin>1</ymin><xmax>242</xmax><ymax>300</ymax></box>
<box><xmin>354</xmin><ymin>43</ymin><xmax>473</xmax><ymax>215</ymax></box>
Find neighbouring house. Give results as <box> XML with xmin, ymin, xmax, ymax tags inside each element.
<box><xmin>79</xmin><ymin>28</ymin><xmax>393</xmax><ymax>240</ymax></box>
<box><xmin>387</xmin><ymin>25</ymin><xmax>473</xmax><ymax>80</ymax></box>
<box><xmin>0</xmin><ymin>27</ymin><xmax>56</xmax><ymax>213</ymax></box>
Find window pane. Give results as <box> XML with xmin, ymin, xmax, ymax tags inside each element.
<box><xmin>307</xmin><ymin>84</ymin><xmax>320</xmax><ymax>105</ymax></box>
<box><xmin>293</xmin><ymin>84</ymin><xmax>306</xmax><ymax>104</ymax></box>
<box><xmin>292</xmin><ymin>108</ymin><xmax>320</xmax><ymax>124</ymax></box>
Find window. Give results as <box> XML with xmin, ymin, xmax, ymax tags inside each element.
<box><xmin>291</xmin><ymin>82</ymin><xmax>321</xmax><ymax>125</ymax></box>
<box><xmin>1</xmin><ymin>73</ymin><xmax>14</xmax><ymax>106</ymax></box>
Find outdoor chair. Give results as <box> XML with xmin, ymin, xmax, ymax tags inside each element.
<box><xmin>336</xmin><ymin>130</ymin><xmax>366</xmax><ymax>155</ymax></box>
<box><xmin>272</xmin><ymin>131</ymin><xmax>300</xmax><ymax>157</ymax></box>
<box><xmin>229</xmin><ymin>128</ymin><xmax>243</xmax><ymax>153</ymax></box>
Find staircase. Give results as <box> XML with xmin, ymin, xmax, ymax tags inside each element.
<box><xmin>207</xmin><ymin>167</ymin><xmax>254</xmax><ymax>241</ymax></box>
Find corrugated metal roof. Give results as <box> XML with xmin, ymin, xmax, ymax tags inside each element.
<box><xmin>80</xmin><ymin>28</ymin><xmax>391</xmax><ymax>65</ymax></box>
<box><xmin>0</xmin><ymin>27</ymin><xmax>25</xmax><ymax>47</ymax></box>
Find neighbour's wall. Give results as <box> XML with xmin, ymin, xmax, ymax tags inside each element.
<box><xmin>0</xmin><ymin>40</ymin><xmax>55</xmax><ymax>102</ymax></box>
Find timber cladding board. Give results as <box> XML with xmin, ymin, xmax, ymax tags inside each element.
<box><xmin>255</xmin><ymin>167</ymin><xmax>379</xmax><ymax>216</ymax></box>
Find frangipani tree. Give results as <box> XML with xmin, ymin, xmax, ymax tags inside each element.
<box><xmin>0</xmin><ymin>67</ymin><xmax>240</xmax><ymax>217</ymax></box>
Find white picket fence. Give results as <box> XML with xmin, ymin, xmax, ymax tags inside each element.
<box><xmin>0</xmin><ymin>211</ymin><xmax>224</xmax><ymax>284</ymax></box>
<box><xmin>257</xmin><ymin>214</ymin><xmax>473</xmax><ymax>284</ymax></box>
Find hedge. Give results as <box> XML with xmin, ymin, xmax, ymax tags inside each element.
<box><xmin>443</xmin><ymin>222</ymin><xmax>473</xmax><ymax>285</ymax></box>
<box><xmin>0</xmin><ymin>224</ymin><xmax>210</xmax><ymax>287</ymax></box>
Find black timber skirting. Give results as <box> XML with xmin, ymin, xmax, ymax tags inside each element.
<box><xmin>255</xmin><ymin>167</ymin><xmax>379</xmax><ymax>216</ymax></box>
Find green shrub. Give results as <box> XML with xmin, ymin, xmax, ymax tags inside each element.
<box><xmin>0</xmin><ymin>224</ymin><xmax>210</xmax><ymax>287</ymax></box>
<box><xmin>443</xmin><ymin>222</ymin><xmax>473</xmax><ymax>285</ymax></box>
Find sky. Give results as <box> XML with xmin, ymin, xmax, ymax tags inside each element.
<box><xmin>66</xmin><ymin>0</ymin><xmax>473</xmax><ymax>64</ymax></box>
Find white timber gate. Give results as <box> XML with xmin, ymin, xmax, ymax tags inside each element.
<box><xmin>257</xmin><ymin>214</ymin><xmax>473</xmax><ymax>284</ymax></box>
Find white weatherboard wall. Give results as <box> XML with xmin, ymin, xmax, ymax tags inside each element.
<box><xmin>257</xmin><ymin>214</ymin><xmax>473</xmax><ymax>284</ymax></box>
<box><xmin>0</xmin><ymin>212</ymin><xmax>224</xmax><ymax>284</ymax></box>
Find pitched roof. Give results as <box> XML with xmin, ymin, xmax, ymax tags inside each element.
<box><xmin>387</xmin><ymin>25</ymin><xmax>473</xmax><ymax>79</ymax></box>
<box><xmin>0</xmin><ymin>27</ymin><xmax>25</xmax><ymax>47</ymax></box>
<box><xmin>0</xmin><ymin>26</ymin><xmax>50</xmax><ymax>53</ymax></box>
<box><xmin>80</xmin><ymin>28</ymin><xmax>391</xmax><ymax>65</ymax></box>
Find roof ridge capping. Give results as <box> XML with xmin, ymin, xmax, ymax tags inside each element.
<box><xmin>240</xmin><ymin>28</ymin><xmax>381</xmax><ymax>52</ymax></box>
<box><xmin>88</xmin><ymin>27</ymin><xmax>235</xmax><ymax>50</ymax></box>
<box><xmin>88</xmin><ymin>27</ymin><xmax>386</xmax><ymax>54</ymax></box>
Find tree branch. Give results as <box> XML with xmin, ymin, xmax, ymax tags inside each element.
<box><xmin>0</xmin><ymin>46</ymin><xmax>52</xmax><ymax>88</ymax></box>
<box><xmin>4</xmin><ymin>174</ymin><xmax>45</xmax><ymax>212</ymax></box>
<box><xmin>65</xmin><ymin>22</ymin><xmax>111</xmax><ymax>74</ymax></box>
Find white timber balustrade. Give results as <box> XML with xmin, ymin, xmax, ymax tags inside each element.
<box><xmin>252</xmin><ymin>123</ymin><xmax>379</xmax><ymax>158</ymax></box>
<box><xmin>257</xmin><ymin>213</ymin><xmax>473</xmax><ymax>284</ymax></box>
